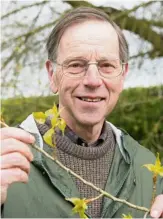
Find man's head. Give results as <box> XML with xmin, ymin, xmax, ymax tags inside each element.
<box><xmin>46</xmin><ymin>7</ymin><xmax>129</xmax><ymax>132</ymax></box>
<box><xmin>46</xmin><ymin>7</ymin><xmax>129</xmax><ymax>63</ymax></box>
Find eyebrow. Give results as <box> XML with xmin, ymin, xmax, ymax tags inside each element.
<box><xmin>63</xmin><ymin>56</ymin><xmax>88</xmax><ymax>61</ymax></box>
<box><xmin>62</xmin><ymin>55</ymin><xmax>120</xmax><ymax>62</ymax></box>
<box><xmin>98</xmin><ymin>55</ymin><xmax>119</xmax><ymax>60</ymax></box>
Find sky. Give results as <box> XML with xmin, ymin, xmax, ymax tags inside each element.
<box><xmin>1</xmin><ymin>0</ymin><xmax>163</xmax><ymax>98</ymax></box>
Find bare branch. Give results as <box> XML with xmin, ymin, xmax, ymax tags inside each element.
<box><xmin>66</xmin><ymin>1</ymin><xmax>163</xmax><ymax>57</ymax></box>
<box><xmin>1</xmin><ymin>0</ymin><xmax>49</xmax><ymax>20</ymax></box>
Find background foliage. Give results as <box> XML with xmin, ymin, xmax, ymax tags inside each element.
<box><xmin>2</xmin><ymin>86</ymin><xmax>163</xmax><ymax>159</ymax></box>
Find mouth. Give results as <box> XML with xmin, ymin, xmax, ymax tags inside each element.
<box><xmin>78</xmin><ymin>97</ymin><xmax>105</xmax><ymax>102</ymax></box>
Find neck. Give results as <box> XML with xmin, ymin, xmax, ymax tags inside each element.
<box><xmin>68</xmin><ymin>122</ymin><xmax>104</xmax><ymax>143</ymax></box>
<box><xmin>59</xmin><ymin>109</ymin><xmax>104</xmax><ymax>144</ymax></box>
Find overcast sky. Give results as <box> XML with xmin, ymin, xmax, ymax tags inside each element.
<box><xmin>1</xmin><ymin>0</ymin><xmax>163</xmax><ymax>98</ymax></box>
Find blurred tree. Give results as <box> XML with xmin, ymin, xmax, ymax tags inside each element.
<box><xmin>1</xmin><ymin>0</ymin><xmax>163</xmax><ymax>97</ymax></box>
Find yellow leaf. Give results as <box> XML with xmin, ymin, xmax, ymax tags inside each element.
<box><xmin>143</xmin><ymin>153</ymin><xmax>163</xmax><ymax>177</ymax></box>
<box><xmin>66</xmin><ymin>197</ymin><xmax>88</xmax><ymax>219</ymax></box>
<box><xmin>51</xmin><ymin>116</ymin><xmax>58</xmax><ymax>128</ymax></box>
<box><xmin>0</xmin><ymin>112</ymin><xmax>5</xmax><ymax>123</ymax></box>
<box><xmin>122</xmin><ymin>213</ymin><xmax>133</xmax><ymax>219</ymax></box>
<box><xmin>45</xmin><ymin>109</ymin><xmax>55</xmax><ymax>117</ymax></box>
<box><xmin>52</xmin><ymin>103</ymin><xmax>59</xmax><ymax>115</ymax></box>
<box><xmin>43</xmin><ymin>128</ymin><xmax>55</xmax><ymax>147</ymax></box>
<box><xmin>155</xmin><ymin>152</ymin><xmax>161</xmax><ymax>167</ymax></box>
<box><xmin>57</xmin><ymin>119</ymin><xmax>66</xmax><ymax>135</ymax></box>
<box><xmin>33</xmin><ymin>112</ymin><xmax>46</xmax><ymax>124</ymax></box>
<box><xmin>45</xmin><ymin>103</ymin><xmax>59</xmax><ymax>118</ymax></box>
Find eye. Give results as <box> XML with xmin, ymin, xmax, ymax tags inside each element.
<box><xmin>67</xmin><ymin>60</ymin><xmax>86</xmax><ymax>69</ymax></box>
<box><xmin>69</xmin><ymin>62</ymin><xmax>82</xmax><ymax>68</ymax></box>
<box><xmin>100</xmin><ymin>61</ymin><xmax>115</xmax><ymax>68</ymax></box>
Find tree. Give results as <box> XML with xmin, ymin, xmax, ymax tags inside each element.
<box><xmin>1</xmin><ymin>0</ymin><xmax>163</xmax><ymax>97</ymax></box>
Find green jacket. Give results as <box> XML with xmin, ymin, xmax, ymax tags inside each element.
<box><xmin>2</xmin><ymin>115</ymin><xmax>163</xmax><ymax>218</ymax></box>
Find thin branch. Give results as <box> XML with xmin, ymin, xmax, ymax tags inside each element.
<box><xmin>31</xmin><ymin>142</ymin><xmax>149</xmax><ymax>212</ymax></box>
<box><xmin>0</xmin><ymin>120</ymin><xmax>149</xmax><ymax>213</ymax></box>
<box><xmin>66</xmin><ymin>1</ymin><xmax>163</xmax><ymax>57</ymax></box>
<box><xmin>1</xmin><ymin>0</ymin><xmax>49</xmax><ymax>20</ymax></box>
<box><xmin>102</xmin><ymin>1</ymin><xmax>154</xmax><ymax>20</ymax></box>
<box><xmin>2</xmin><ymin>20</ymin><xmax>57</xmax><ymax>49</ymax></box>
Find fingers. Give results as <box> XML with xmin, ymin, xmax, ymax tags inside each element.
<box><xmin>0</xmin><ymin>127</ymin><xmax>34</xmax><ymax>205</ymax></box>
<box><xmin>1</xmin><ymin>168</ymin><xmax>29</xmax><ymax>185</ymax></box>
<box><xmin>150</xmin><ymin>194</ymin><xmax>163</xmax><ymax>218</ymax></box>
<box><xmin>1</xmin><ymin>168</ymin><xmax>29</xmax><ymax>204</ymax></box>
<box><xmin>1</xmin><ymin>152</ymin><xmax>30</xmax><ymax>174</ymax></box>
<box><xmin>0</xmin><ymin>127</ymin><xmax>35</xmax><ymax>143</ymax></box>
<box><xmin>1</xmin><ymin>138</ymin><xmax>33</xmax><ymax>161</ymax></box>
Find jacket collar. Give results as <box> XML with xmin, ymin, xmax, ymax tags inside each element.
<box><xmin>20</xmin><ymin>114</ymin><xmax>132</xmax><ymax>164</ymax></box>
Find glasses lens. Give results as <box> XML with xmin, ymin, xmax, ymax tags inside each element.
<box><xmin>98</xmin><ymin>59</ymin><xmax>122</xmax><ymax>78</ymax></box>
<box><xmin>63</xmin><ymin>59</ymin><xmax>86</xmax><ymax>75</ymax></box>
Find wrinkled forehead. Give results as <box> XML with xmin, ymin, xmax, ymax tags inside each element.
<box><xmin>57</xmin><ymin>20</ymin><xmax>119</xmax><ymax>60</ymax></box>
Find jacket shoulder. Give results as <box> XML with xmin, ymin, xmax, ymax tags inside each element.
<box><xmin>121</xmin><ymin>129</ymin><xmax>156</xmax><ymax>165</ymax></box>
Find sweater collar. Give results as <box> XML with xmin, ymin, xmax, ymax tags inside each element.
<box><xmin>20</xmin><ymin>114</ymin><xmax>132</xmax><ymax>164</ymax></box>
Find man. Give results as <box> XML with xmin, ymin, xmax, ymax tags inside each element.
<box><xmin>1</xmin><ymin>7</ymin><xmax>163</xmax><ymax>218</ymax></box>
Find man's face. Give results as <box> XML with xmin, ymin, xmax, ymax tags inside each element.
<box><xmin>47</xmin><ymin>20</ymin><xmax>128</xmax><ymax>129</ymax></box>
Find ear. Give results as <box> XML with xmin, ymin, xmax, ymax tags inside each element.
<box><xmin>122</xmin><ymin>63</ymin><xmax>128</xmax><ymax>78</ymax></box>
<box><xmin>118</xmin><ymin>63</ymin><xmax>128</xmax><ymax>91</ymax></box>
<box><xmin>45</xmin><ymin>60</ymin><xmax>58</xmax><ymax>93</ymax></box>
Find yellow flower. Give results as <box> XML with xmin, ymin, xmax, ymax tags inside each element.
<box><xmin>122</xmin><ymin>213</ymin><xmax>133</xmax><ymax>219</ymax></box>
<box><xmin>33</xmin><ymin>103</ymin><xmax>66</xmax><ymax>147</ymax></box>
<box><xmin>66</xmin><ymin>197</ymin><xmax>88</xmax><ymax>218</ymax></box>
<box><xmin>143</xmin><ymin>153</ymin><xmax>163</xmax><ymax>177</ymax></box>
<box><xmin>32</xmin><ymin>112</ymin><xmax>46</xmax><ymax>124</ymax></box>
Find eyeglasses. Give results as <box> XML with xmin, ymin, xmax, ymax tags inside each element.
<box><xmin>56</xmin><ymin>58</ymin><xmax>126</xmax><ymax>79</ymax></box>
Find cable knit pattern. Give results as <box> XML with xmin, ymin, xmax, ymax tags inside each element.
<box><xmin>36</xmin><ymin>119</ymin><xmax>115</xmax><ymax>218</ymax></box>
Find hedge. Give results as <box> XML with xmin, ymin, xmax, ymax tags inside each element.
<box><xmin>1</xmin><ymin>86</ymin><xmax>163</xmax><ymax>159</ymax></box>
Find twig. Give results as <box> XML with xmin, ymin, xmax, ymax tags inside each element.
<box><xmin>0</xmin><ymin>121</ymin><xmax>8</xmax><ymax>128</ymax></box>
<box><xmin>0</xmin><ymin>120</ymin><xmax>149</xmax><ymax>213</ymax></box>
<box><xmin>1</xmin><ymin>1</ymin><xmax>49</xmax><ymax>19</ymax></box>
<box><xmin>143</xmin><ymin>211</ymin><xmax>149</xmax><ymax>219</ymax></box>
<box><xmin>151</xmin><ymin>175</ymin><xmax>157</xmax><ymax>207</ymax></box>
<box><xmin>31</xmin><ymin>142</ymin><xmax>149</xmax><ymax>212</ymax></box>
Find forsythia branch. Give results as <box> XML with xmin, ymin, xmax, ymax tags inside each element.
<box><xmin>0</xmin><ymin>120</ymin><xmax>149</xmax><ymax>213</ymax></box>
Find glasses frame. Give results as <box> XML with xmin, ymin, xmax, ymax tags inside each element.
<box><xmin>55</xmin><ymin>58</ymin><xmax>127</xmax><ymax>79</ymax></box>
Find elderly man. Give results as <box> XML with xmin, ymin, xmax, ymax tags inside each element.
<box><xmin>1</xmin><ymin>7</ymin><xmax>163</xmax><ymax>218</ymax></box>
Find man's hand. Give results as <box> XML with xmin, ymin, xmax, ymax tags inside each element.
<box><xmin>151</xmin><ymin>194</ymin><xmax>163</xmax><ymax>218</ymax></box>
<box><xmin>0</xmin><ymin>127</ymin><xmax>35</xmax><ymax>205</ymax></box>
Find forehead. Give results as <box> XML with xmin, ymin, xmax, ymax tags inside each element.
<box><xmin>57</xmin><ymin>20</ymin><xmax>119</xmax><ymax>60</ymax></box>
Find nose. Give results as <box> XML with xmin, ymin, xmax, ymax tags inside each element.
<box><xmin>82</xmin><ymin>64</ymin><xmax>102</xmax><ymax>88</ymax></box>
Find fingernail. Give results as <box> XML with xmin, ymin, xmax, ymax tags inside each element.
<box><xmin>151</xmin><ymin>210</ymin><xmax>159</xmax><ymax>218</ymax></box>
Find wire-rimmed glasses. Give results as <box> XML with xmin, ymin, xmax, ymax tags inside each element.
<box><xmin>56</xmin><ymin>58</ymin><xmax>126</xmax><ymax>79</ymax></box>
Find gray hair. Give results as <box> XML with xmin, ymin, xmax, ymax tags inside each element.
<box><xmin>46</xmin><ymin>7</ymin><xmax>129</xmax><ymax>63</ymax></box>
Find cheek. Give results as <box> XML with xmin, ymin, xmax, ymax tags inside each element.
<box><xmin>104</xmin><ymin>78</ymin><xmax>124</xmax><ymax>94</ymax></box>
<box><xmin>58</xmin><ymin>76</ymin><xmax>80</xmax><ymax>96</ymax></box>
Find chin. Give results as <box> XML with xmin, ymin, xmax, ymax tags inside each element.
<box><xmin>77</xmin><ymin>116</ymin><xmax>104</xmax><ymax>127</ymax></box>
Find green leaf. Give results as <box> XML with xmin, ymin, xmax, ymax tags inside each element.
<box><xmin>32</xmin><ymin>112</ymin><xmax>46</xmax><ymax>124</ymax></box>
<box><xmin>43</xmin><ymin>128</ymin><xmax>55</xmax><ymax>147</ymax></box>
